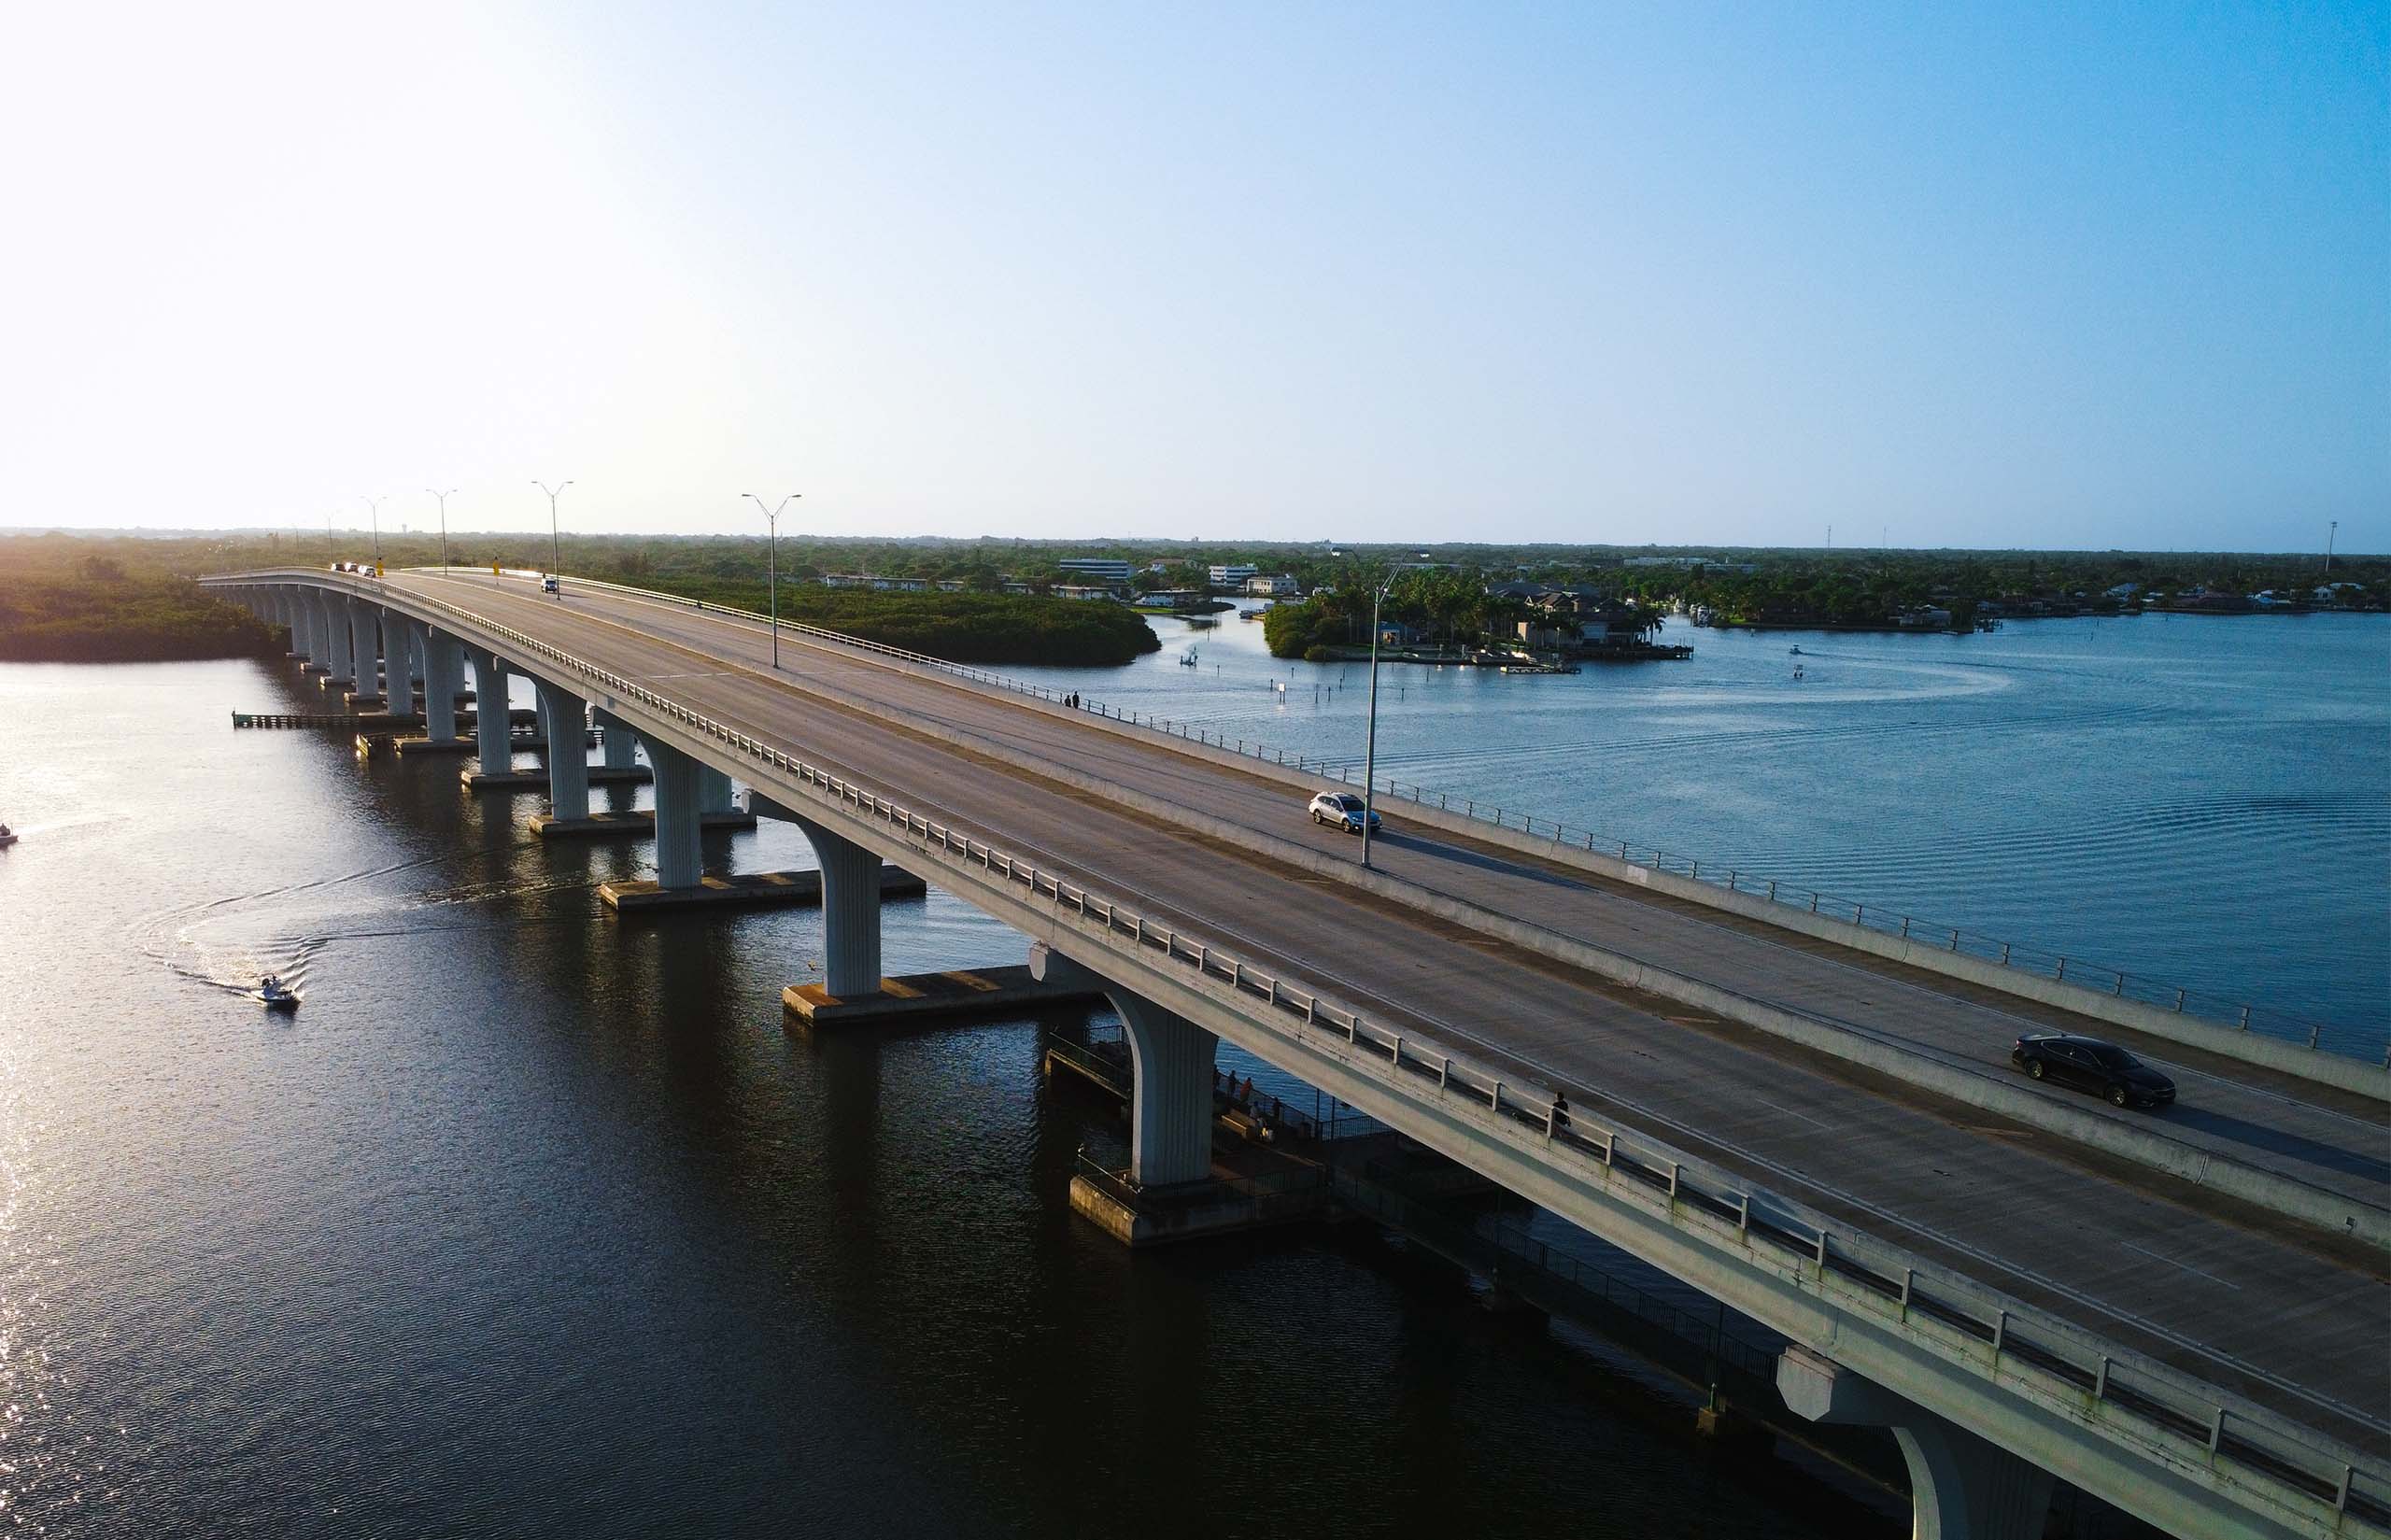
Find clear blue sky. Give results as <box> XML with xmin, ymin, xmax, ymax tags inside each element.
<box><xmin>3</xmin><ymin>1</ymin><xmax>2383</xmax><ymax>549</ymax></box>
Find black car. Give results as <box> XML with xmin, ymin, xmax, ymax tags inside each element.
<box><xmin>2010</xmin><ymin>1032</ymin><xmax>2176</xmax><ymax>1109</ymax></box>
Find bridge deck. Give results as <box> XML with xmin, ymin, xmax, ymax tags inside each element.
<box><xmin>376</xmin><ymin>571</ymin><xmax>2391</xmax><ymax>1458</ymax></box>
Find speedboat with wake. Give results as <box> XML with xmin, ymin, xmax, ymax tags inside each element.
<box><xmin>249</xmin><ymin>975</ymin><xmax>301</xmax><ymax>1011</ymax></box>
<box><xmin>0</xmin><ymin>823</ymin><xmax>16</xmax><ymax>848</ymax></box>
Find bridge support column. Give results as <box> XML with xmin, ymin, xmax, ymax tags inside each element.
<box><xmin>385</xmin><ymin>609</ymin><xmax>420</xmax><ymax>708</ymax></box>
<box><xmin>790</xmin><ymin>814</ymin><xmax>884</xmax><ymax>997</ymax></box>
<box><xmin>289</xmin><ymin>594</ymin><xmax>315</xmax><ymax>660</ymax></box>
<box><xmin>420</xmin><ymin>626</ymin><xmax>462</xmax><ymax>742</ymax></box>
<box><xmin>1030</xmin><ymin>943</ymin><xmax>1217</xmax><ymax>1186</ymax></box>
<box><xmin>468</xmin><ymin>650</ymin><xmax>512</xmax><ymax>775</ymax></box>
<box><xmin>1777</xmin><ymin>1347</ymin><xmax>2055</xmax><ymax>1540</ymax></box>
<box><xmin>637</xmin><ymin>733</ymin><xmax>704</xmax><ymax>890</ymax></box>
<box><xmin>318</xmin><ymin>593</ymin><xmax>352</xmax><ymax>683</ymax></box>
<box><xmin>698</xmin><ymin>766</ymin><xmax>736</xmax><ymax>815</ymax></box>
<box><xmin>596</xmin><ymin>709</ymin><xmax>639</xmax><ymax>770</ymax></box>
<box><xmin>346</xmin><ymin>600</ymin><xmax>380</xmax><ymax>701</ymax></box>
<box><xmin>531</xmin><ymin>679</ymin><xmax>589</xmax><ymax>820</ymax></box>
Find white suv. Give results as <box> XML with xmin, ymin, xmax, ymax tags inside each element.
<box><xmin>1307</xmin><ymin>791</ymin><xmax>1381</xmax><ymax>833</ymax></box>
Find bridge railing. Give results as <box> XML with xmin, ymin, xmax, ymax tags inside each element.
<box><xmin>442</xmin><ymin>564</ymin><xmax>2367</xmax><ymax>1066</ymax></box>
<box><xmin>224</xmin><ymin>567</ymin><xmax>2390</xmax><ymax>1533</ymax></box>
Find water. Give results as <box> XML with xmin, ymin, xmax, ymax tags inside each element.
<box><xmin>0</xmin><ymin>659</ymin><xmax>1891</xmax><ymax>1537</ymax></box>
<box><xmin>1</xmin><ymin>611</ymin><xmax>2377</xmax><ymax>1535</ymax></box>
<box><xmin>1008</xmin><ymin>611</ymin><xmax>2391</xmax><ymax>1049</ymax></box>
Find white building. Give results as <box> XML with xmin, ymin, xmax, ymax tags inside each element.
<box><xmin>1058</xmin><ymin>558</ymin><xmax>1132</xmax><ymax>583</ymax></box>
<box><xmin>1208</xmin><ymin>563</ymin><xmax>1257</xmax><ymax>588</ymax></box>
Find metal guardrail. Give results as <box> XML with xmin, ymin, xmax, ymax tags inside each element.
<box><xmin>481</xmin><ymin>565</ymin><xmax>2368</xmax><ymax>1066</ymax></box>
<box><xmin>213</xmin><ymin>568</ymin><xmax>2391</xmax><ymax>1531</ymax></box>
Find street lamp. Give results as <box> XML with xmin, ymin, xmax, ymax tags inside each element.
<box><xmin>361</xmin><ymin>495</ymin><xmax>387</xmax><ymax>572</ymax></box>
<box><xmin>532</xmin><ymin>480</ymin><xmax>572</xmax><ymax>590</ymax></box>
<box><xmin>1359</xmin><ymin>572</ymin><xmax>1396</xmax><ymax>869</ymax></box>
<box><xmin>426</xmin><ymin>488</ymin><xmax>456</xmax><ymax>570</ymax></box>
<box><xmin>743</xmin><ymin>492</ymin><xmax>799</xmax><ymax>668</ymax></box>
<box><xmin>2327</xmin><ymin>520</ymin><xmax>2338</xmax><ymax>574</ymax></box>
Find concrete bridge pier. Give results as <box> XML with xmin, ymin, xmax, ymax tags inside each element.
<box><xmin>318</xmin><ymin>592</ymin><xmax>353</xmax><ymax>685</ymax></box>
<box><xmin>531</xmin><ymin>679</ymin><xmax>590</xmax><ymax>821</ymax></box>
<box><xmin>1776</xmin><ymin>1347</ymin><xmax>2055</xmax><ymax>1540</ymax></box>
<box><xmin>288</xmin><ymin>594</ymin><xmax>316</xmax><ymax>662</ymax></box>
<box><xmin>793</xmin><ymin>813</ymin><xmax>884</xmax><ymax>996</ymax></box>
<box><xmin>418</xmin><ymin>625</ymin><xmax>463</xmax><ymax>743</ymax></box>
<box><xmin>467</xmin><ymin>650</ymin><xmax>513</xmax><ymax>777</ymax></box>
<box><xmin>383</xmin><ymin>608</ymin><xmax>420</xmax><ymax>709</ymax></box>
<box><xmin>1030</xmin><ymin>942</ymin><xmax>1217</xmax><ymax>1188</ymax></box>
<box><xmin>698</xmin><ymin>766</ymin><xmax>737</xmax><ymax>815</ymax></box>
<box><xmin>598</xmin><ymin>709</ymin><xmax>639</xmax><ymax>770</ymax></box>
<box><xmin>345</xmin><ymin>600</ymin><xmax>381</xmax><ymax>705</ymax></box>
<box><xmin>639</xmin><ymin>733</ymin><xmax>704</xmax><ymax>890</ymax></box>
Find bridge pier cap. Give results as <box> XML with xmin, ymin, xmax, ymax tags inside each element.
<box><xmin>1031</xmin><ymin>942</ymin><xmax>1216</xmax><ymax>1187</ymax></box>
<box><xmin>1779</xmin><ymin>1346</ymin><xmax>2057</xmax><ymax>1540</ymax></box>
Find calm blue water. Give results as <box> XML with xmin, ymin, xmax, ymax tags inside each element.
<box><xmin>1009</xmin><ymin>611</ymin><xmax>2391</xmax><ymax>1052</ymax></box>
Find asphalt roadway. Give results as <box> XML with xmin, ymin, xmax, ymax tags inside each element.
<box><xmin>395</xmin><ymin>570</ymin><xmax>2391</xmax><ymax>1458</ymax></box>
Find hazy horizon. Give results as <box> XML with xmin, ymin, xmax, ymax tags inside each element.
<box><xmin>4</xmin><ymin>4</ymin><xmax>2383</xmax><ymax>550</ymax></box>
<box><xmin>7</xmin><ymin>524</ymin><xmax>2378</xmax><ymax>562</ymax></box>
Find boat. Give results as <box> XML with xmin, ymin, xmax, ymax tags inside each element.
<box><xmin>249</xmin><ymin>974</ymin><xmax>301</xmax><ymax>1011</ymax></box>
<box><xmin>1179</xmin><ymin>649</ymin><xmax>1200</xmax><ymax>667</ymax></box>
<box><xmin>1788</xmin><ymin>645</ymin><xmax>1804</xmax><ymax>656</ymax></box>
<box><xmin>0</xmin><ymin>824</ymin><xmax>15</xmax><ymax>849</ymax></box>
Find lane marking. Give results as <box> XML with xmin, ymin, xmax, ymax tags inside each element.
<box><xmin>2120</xmin><ymin>1242</ymin><xmax>2242</xmax><ymax>1291</ymax></box>
<box><xmin>1752</xmin><ymin>1097</ymin><xmax>1837</xmax><ymax>1133</ymax></box>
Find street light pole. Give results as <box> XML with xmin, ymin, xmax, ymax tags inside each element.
<box><xmin>1359</xmin><ymin>574</ymin><xmax>1394</xmax><ymax>869</ymax></box>
<box><xmin>2327</xmin><ymin>520</ymin><xmax>2338</xmax><ymax>574</ymax></box>
<box><xmin>361</xmin><ymin>495</ymin><xmax>387</xmax><ymax>572</ymax></box>
<box><xmin>533</xmin><ymin>480</ymin><xmax>572</xmax><ymax>590</ymax></box>
<box><xmin>427</xmin><ymin>488</ymin><xmax>456</xmax><ymax>570</ymax></box>
<box><xmin>743</xmin><ymin>492</ymin><xmax>799</xmax><ymax>668</ymax></box>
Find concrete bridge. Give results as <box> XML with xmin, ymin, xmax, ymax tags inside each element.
<box><xmin>209</xmin><ymin>567</ymin><xmax>2390</xmax><ymax>1540</ymax></box>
